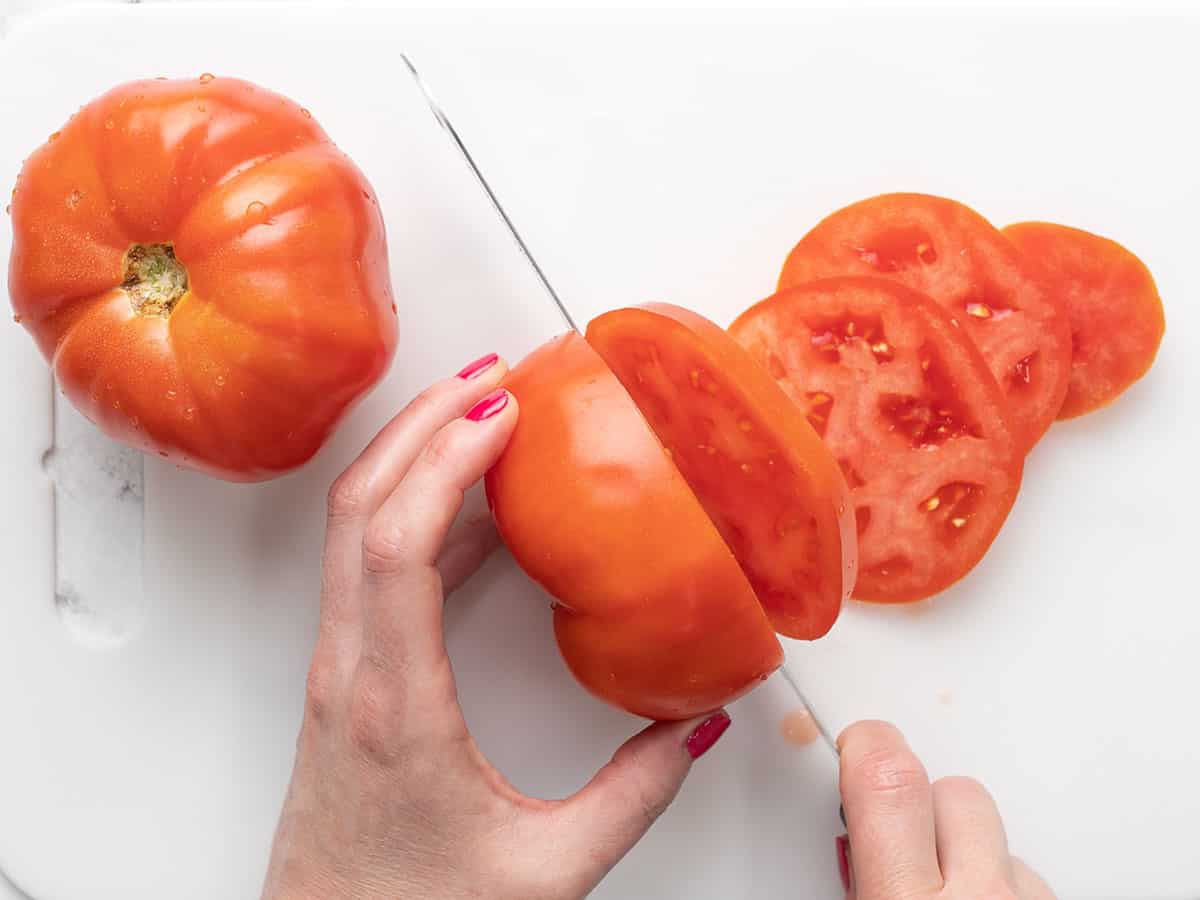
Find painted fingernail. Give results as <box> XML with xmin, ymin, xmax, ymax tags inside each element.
<box><xmin>836</xmin><ymin>834</ymin><xmax>851</xmax><ymax>892</ymax></box>
<box><xmin>456</xmin><ymin>352</ymin><xmax>499</xmax><ymax>380</ymax></box>
<box><xmin>685</xmin><ymin>711</ymin><xmax>731</xmax><ymax>759</ymax></box>
<box><xmin>465</xmin><ymin>389</ymin><xmax>509</xmax><ymax>422</ymax></box>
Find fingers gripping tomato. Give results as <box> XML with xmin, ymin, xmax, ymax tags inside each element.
<box><xmin>8</xmin><ymin>77</ymin><xmax>396</xmax><ymax>481</ymax></box>
<box><xmin>486</xmin><ymin>306</ymin><xmax>855</xmax><ymax>720</ymax></box>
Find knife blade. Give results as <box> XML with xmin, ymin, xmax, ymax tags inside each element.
<box><xmin>401</xmin><ymin>52</ymin><xmax>839</xmax><ymax>759</ymax></box>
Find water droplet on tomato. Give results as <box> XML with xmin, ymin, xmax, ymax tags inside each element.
<box><xmin>199</xmin><ymin>73</ymin><xmax>215</xmax><ymax>84</ymax></box>
<box><xmin>390</xmin><ymin>302</ymin><xmax>397</xmax><ymax>314</ymax></box>
<box><xmin>13</xmin><ymin>314</ymin><xmax>22</xmax><ymax>324</ymax></box>
<box><xmin>165</xmin><ymin>389</ymin><xmax>176</xmax><ymax>400</ymax></box>
<box><xmin>49</xmin><ymin>131</ymin><xmax>60</xmax><ymax>142</ymax></box>
<box><xmin>245</xmin><ymin>200</ymin><xmax>268</xmax><ymax>221</ymax></box>
<box><xmin>300</xmin><ymin>108</ymin><xmax>311</xmax><ymax>118</ymax></box>
<box><xmin>65</xmin><ymin>189</ymin><xmax>83</xmax><ymax>210</ymax></box>
<box><xmin>183</xmin><ymin>407</ymin><xmax>195</xmax><ymax>420</ymax></box>
<box><xmin>104</xmin><ymin>119</ymin><xmax>115</xmax><ymax>130</ymax></box>
<box><xmin>112</xmin><ymin>399</ymin><xmax>121</xmax><ymax>410</ymax></box>
<box><xmin>215</xmin><ymin>375</ymin><xmax>226</xmax><ymax>387</ymax></box>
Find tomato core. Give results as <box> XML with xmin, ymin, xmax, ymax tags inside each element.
<box><xmin>121</xmin><ymin>243</ymin><xmax>189</xmax><ymax>317</ymax></box>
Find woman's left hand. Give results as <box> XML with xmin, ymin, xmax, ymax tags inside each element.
<box><xmin>262</xmin><ymin>354</ymin><xmax>732</xmax><ymax>900</ymax></box>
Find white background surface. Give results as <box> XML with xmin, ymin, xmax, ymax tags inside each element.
<box><xmin>2</xmin><ymin>5</ymin><xmax>1200</xmax><ymax>900</ymax></box>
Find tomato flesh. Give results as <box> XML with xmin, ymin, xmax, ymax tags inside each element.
<box><xmin>485</xmin><ymin>333</ymin><xmax>783</xmax><ymax>720</ymax></box>
<box><xmin>1002</xmin><ymin>222</ymin><xmax>1165</xmax><ymax>419</ymax></box>
<box><xmin>731</xmin><ymin>277</ymin><xmax>1023</xmax><ymax>603</ymax></box>
<box><xmin>778</xmin><ymin>193</ymin><xmax>1070</xmax><ymax>451</ymax></box>
<box><xmin>587</xmin><ymin>303</ymin><xmax>855</xmax><ymax>639</ymax></box>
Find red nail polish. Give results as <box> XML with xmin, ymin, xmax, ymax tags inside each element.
<box><xmin>465</xmin><ymin>389</ymin><xmax>509</xmax><ymax>422</ymax></box>
<box><xmin>685</xmin><ymin>711</ymin><xmax>731</xmax><ymax>759</ymax></box>
<box><xmin>836</xmin><ymin>834</ymin><xmax>851</xmax><ymax>892</ymax></box>
<box><xmin>456</xmin><ymin>352</ymin><xmax>499</xmax><ymax>380</ymax></box>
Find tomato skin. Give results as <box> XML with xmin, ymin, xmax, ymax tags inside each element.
<box><xmin>587</xmin><ymin>303</ymin><xmax>855</xmax><ymax>639</ymax></box>
<box><xmin>485</xmin><ymin>332</ymin><xmax>782</xmax><ymax>720</ymax></box>
<box><xmin>779</xmin><ymin>194</ymin><xmax>1070</xmax><ymax>452</ymax></box>
<box><xmin>1002</xmin><ymin>222</ymin><xmax>1165</xmax><ymax>419</ymax></box>
<box><xmin>8</xmin><ymin>77</ymin><xmax>396</xmax><ymax>481</ymax></box>
<box><xmin>731</xmin><ymin>277</ymin><xmax>1023</xmax><ymax>603</ymax></box>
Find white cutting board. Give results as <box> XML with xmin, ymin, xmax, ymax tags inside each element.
<box><xmin>1</xmin><ymin>7</ymin><xmax>1198</xmax><ymax>900</ymax></box>
<box><xmin>0</xmin><ymin>7</ymin><xmax>844</xmax><ymax>900</ymax></box>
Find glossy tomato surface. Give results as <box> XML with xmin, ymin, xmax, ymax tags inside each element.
<box><xmin>8</xmin><ymin>77</ymin><xmax>396</xmax><ymax>480</ymax></box>
<box><xmin>779</xmin><ymin>194</ymin><xmax>1069</xmax><ymax>451</ymax></box>
<box><xmin>1003</xmin><ymin>222</ymin><xmax>1165</xmax><ymax>419</ymax></box>
<box><xmin>588</xmin><ymin>303</ymin><xmax>855</xmax><ymax>639</ymax></box>
<box><xmin>731</xmin><ymin>278</ymin><xmax>1023</xmax><ymax>603</ymax></box>
<box><xmin>485</xmin><ymin>332</ymin><xmax>782</xmax><ymax>720</ymax></box>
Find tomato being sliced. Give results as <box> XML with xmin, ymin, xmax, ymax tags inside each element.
<box><xmin>485</xmin><ymin>332</ymin><xmax>783</xmax><ymax>720</ymax></box>
<box><xmin>587</xmin><ymin>303</ymin><xmax>855</xmax><ymax>639</ymax></box>
<box><xmin>731</xmin><ymin>277</ymin><xmax>1023</xmax><ymax>603</ymax></box>
<box><xmin>778</xmin><ymin>194</ymin><xmax>1070</xmax><ymax>451</ymax></box>
<box><xmin>1002</xmin><ymin>222</ymin><xmax>1165</xmax><ymax>419</ymax></box>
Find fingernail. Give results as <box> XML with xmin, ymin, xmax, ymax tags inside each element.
<box><xmin>685</xmin><ymin>711</ymin><xmax>731</xmax><ymax>759</ymax></box>
<box><xmin>465</xmin><ymin>389</ymin><xmax>509</xmax><ymax>422</ymax></box>
<box><xmin>456</xmin><ymin>352</ymin><xmax>499</xmax><ymax>380</ymax></box>
<box><xmin>836</xmin><ymin>834</ymin><xmax>851</xmax><ymax>892</ymax></box>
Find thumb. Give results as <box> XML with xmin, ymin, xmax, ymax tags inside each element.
<box><xmin>552</xmin><ymin>710</ymin><xmax>732</xmax><ymax>886</ymax></box>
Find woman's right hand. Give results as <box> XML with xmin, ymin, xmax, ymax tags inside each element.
<box><xmin>837</xmin><ymin>721</ymin><xmax>1056</xmax><ymax>899</ymax></box>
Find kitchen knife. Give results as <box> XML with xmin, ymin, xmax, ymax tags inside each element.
<box><xmin>401</xmin><ymin>53</ymin><xmax>839</xmax><ymax>759</ymax></box>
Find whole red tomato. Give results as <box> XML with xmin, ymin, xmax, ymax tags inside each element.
<box><xmin>8</xmin><ymin>76</ymin><xmax>396</xmax><ymax>481</ymax></box>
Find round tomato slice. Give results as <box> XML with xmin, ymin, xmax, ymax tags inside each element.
<box><xmin>485</xmin><ymin>332</ymin><xmax>782</xmax><ymax>720</ymax></box>
<box><xmin>1002</xmin><ymin>222</ymin><xmax>1165</xmax><ymax>419</ymax></box>
<box><xmin>731</xmin><ymin>277</ymin><xmax>1023</xmax><ymax>603</ymax></box>
<box><xmin>8</xmin><ymin>77</ymin><xmax>395</xmax><ymax>481</ymax></box>
<box><xmin>778</xmin><ymin>194</ymin><xmax>1070</xmax><ymax>451</ymax></box>
<box><xmin>587</xmin><ymin>303</ymin><xmax>856</xmax><ymax>639</ymax></box>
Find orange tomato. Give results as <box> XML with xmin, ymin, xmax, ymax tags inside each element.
<box><xmin>8</xmin><ymin>76</ymin><xmax>396</xmax><ymax>481</ymax></box>
<box><xmin>487</xmin><ymin>306</ymin><xmax>855</xmax><ymax>720</ymax></box>
<box><xmin>1002</xmin><ymin>222</ymin><xmax>1165</xmax><ymax>419</ymax></box>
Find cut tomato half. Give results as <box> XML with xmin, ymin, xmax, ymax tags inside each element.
<box><xmin>1002</xmin><ymin>221</ymin><xmax>1165</xmax><ymax>419</ymax></box>
<box><xmin>486</xmin><ymin>332</ymin><xmax>783</xmax><ymax>720</ymax></box>
<box><xmin>587</xmin><ymin>303</ymin><xmax>856</xmax><ymax>638</ymax></box>
<box><xmin>731</xmin><ymin>277</ymin><xmax>1023</xmax><ymax>603</ymax></box>
<box><xmin>779</xmin><ymin>193</ymin><xmax>1070</xmax><ymax>451</ymax></box>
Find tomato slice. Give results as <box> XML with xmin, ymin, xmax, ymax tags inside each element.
<box><xmin>730</xmin><ymin>277</ymin><xmax>1023</xmax><ymax>603</ymax></box>
<box><xmin>778</xmin><ymin>194</ymin><xmax>1070</xmax><ymax>451</ymax></box>
<box><xmin>485</xmin><ymin>332</ymin><xmax>782</xmax><ymax>720</ymax></box>
<box><xmin>587</xmin><ymin>303</ymin><xmax>856</xmax><ymax>639</ymax></box>
<box><xmin>1002</xmin><ymin>222</ymin><xmax>1165</xmax><ymax>419</ymax></box>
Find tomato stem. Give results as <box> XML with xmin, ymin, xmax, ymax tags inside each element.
<box><xmin>122</xmin><ymin>243</ymin><xmax>188</xmax><ymax>317</ymax></box>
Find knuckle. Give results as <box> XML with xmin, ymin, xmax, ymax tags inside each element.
<box><xmin>347</xmin><ymin>666</ymin><xmax>399</xmax><ymax>763</ymax></box>
<box><xmin>406</xmin><ymin>380</ymin><xmax>456</xmax><ymax>422</ymax></box>
<box><xmin>849</xmin><ymin>746</ymin><xmax>929</xmax><ymax>801</ymax></box>
<box><xmin>420</xmin><ymin>424</ymin><xmax>468</xmax><ymax>472</ymax></box>
<box><xmin>304</xmin><ymin>650</ymin><xmax>341</xmax><ymax>725</ymax></box>
<box><xmin>362</xmin><ymin>521</ymin><xmax>409</xmax><ymax>576</ymax></box>
<box><xmin>624</xmin><ymin>770</ymin><xmax>674</xmax><ymax>831</ymax></box>
<box><xmin>327</xmin><ymin>470</ymin><xmax>371</xmax><ymax>523</ymax></box>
